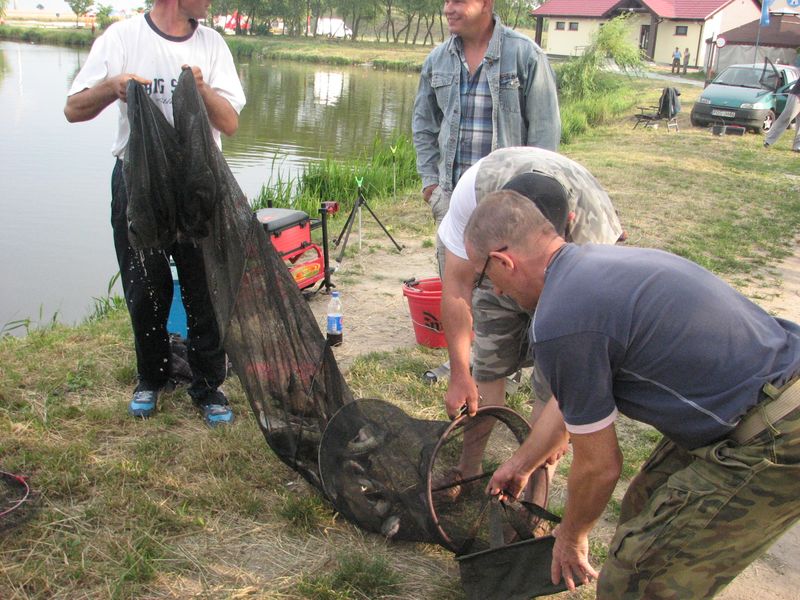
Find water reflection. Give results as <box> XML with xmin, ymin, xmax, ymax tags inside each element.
<box><xmin>314</xmin><ymin>71</ymin><xmax>345</xmax><ymax>106</ymax></box>
<box><xmin>0</xmin><ymin>42</ymin><xmax>418</xmax><ymax>330</ymax></box>
<box><xmin>226</xmin><ymin>60</ymin><xmax>417</xmax><ymax>199</ymax></box>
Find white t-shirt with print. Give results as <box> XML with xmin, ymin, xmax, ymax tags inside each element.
<box><xmin>68</xmin><ymin>14</ymin><xmax>246</xmax><ymax>158</ymax></box>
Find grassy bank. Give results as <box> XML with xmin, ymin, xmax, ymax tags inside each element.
<box><xmin>0</xmin><ymin>24</ymin><xmax>93</xmax><ymax>46</ymax></box>
<box><xmin>3</xmin><ymin>89</ymin><xmax>800</xmax><ymax>598</ymax></box>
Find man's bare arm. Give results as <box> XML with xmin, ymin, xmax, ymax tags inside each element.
<box><xmin>441</xmin><ymin>249</ymin><xmax>478</xmax><ymax>417</ymax></box>
<box><xmin>64</xmin><ymin>74</ymin><xmax>151</xmax><ymax>122</ymax></box>
<box><xmin>185</xmin><ymin>65</ymin><xmax>239</xmax><ymax>136</ymax></box>
<box><xmin>552</xmin><ymin>424</ymin><xmax>622</xmax><ymax>590</ymax></box>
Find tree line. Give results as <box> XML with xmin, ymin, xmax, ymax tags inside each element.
<box><xmin>209</xmin><ymin>0</ymin><xmax>536</xmax><ymax>44</ymax></box>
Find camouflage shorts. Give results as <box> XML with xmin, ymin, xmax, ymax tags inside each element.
<box><xmin>597</xmin><ymin>384</ymin><xmax>800</xmax><ymax>599</ymax></box>
<box><xmin>471</xmin><ymin>284</ymin><xmax>533</xmax><ymax>380</ymax></box>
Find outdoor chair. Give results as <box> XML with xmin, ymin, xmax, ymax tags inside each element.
<box><xmin>633</xmin><ymin>87</ymin><xmax>681</xmax><ymax>132</ymax></box>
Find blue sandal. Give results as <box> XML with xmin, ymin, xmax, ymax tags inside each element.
<box><xmin>129</xmin><ymin>389</ymin><xmax>158</xmax><ymax>418</ymax></box>
<box><xmin>201</xmin><ymin>403</ymin><xmax>234</xmax><ymax>427</ymax></box>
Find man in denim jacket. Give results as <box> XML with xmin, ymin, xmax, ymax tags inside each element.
<box><xmin>412</xmin><ymin>0</ymin><xmax>560</xmax><ymax>279</ymax></box>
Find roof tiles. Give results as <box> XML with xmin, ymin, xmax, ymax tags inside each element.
<box><xmin>533</xmin><ymin>0</ymin><xmax>749</xmax><ymax>20</ymax></box>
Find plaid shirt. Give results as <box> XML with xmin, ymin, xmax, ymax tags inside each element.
<box><xmin>452</xmin><ymin>48</ymin><xmax>493</xmax><ymax>188</ymax></box>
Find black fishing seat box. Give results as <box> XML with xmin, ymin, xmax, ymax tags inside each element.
<box><xmin>255</xmin><ymin>208</ymin><xmax>326</xmax><ymax>290</ymax></box>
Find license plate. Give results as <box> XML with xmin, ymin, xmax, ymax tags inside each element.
<box><xmin>711</xmin><ymin>109</ymin><xmax>736</xmax><ymax>118</ymax></box>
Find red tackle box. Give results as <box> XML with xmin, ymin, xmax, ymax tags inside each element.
<box><xmin>255</xmin><ymin>208</ymin><xmax>326</xmax><ymax>290</ymax></box>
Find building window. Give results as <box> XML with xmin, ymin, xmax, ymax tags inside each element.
<box><xmin>675</xmin><ymin>25</ymin><xmax>688</xmax><ymax>36</ymax></box>
<box><xmin>555</xmin><ymin>21</ymin><xmax>565</xmax><ymax>30</ymax></box>
<box><xmin>569</xmin><ymin>22</ymin><xmax>579</xmax><ymax>31</ymax></box>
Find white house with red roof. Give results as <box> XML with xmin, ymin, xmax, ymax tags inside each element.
<box><xmin>531</xmin><ymin>0</ymin><xmax>761</xmax><ymax>69</ymax></box>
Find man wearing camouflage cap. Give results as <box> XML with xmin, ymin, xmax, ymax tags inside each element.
<box><xmin>436</xmin><ymin>146</ymin><xmax>624</xmax><ymax>501</ymax></box>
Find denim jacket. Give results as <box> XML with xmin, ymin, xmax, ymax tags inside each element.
<box><xmin>412</xmin><ymin>16</ymin><xmax>560</xmax><ymax>191</ymax></box>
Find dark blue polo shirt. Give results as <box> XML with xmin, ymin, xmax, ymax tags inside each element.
<box><xmin>531</xmin><ymin>244</ymin><xmax>800</xmax><ymax>449</ymax></box>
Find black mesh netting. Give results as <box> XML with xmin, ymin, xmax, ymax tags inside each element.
<box><xmin>125</xmin><ymin>71</ymin><xmax>564</xmax><ymax>597</ymax></box>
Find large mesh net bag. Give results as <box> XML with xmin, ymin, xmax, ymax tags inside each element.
<box><xmin>125</xmin><ymin>73</ymin><xmax>562</xmax><ymax>595</ymax></box>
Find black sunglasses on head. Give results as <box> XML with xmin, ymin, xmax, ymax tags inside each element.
<box><xmin>473</xmin><ymin>245</ymin><xmax>508</xmax><ymax>289</ymax></box>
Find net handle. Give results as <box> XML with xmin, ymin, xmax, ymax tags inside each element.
<box><xmin>425</xmin><ymin>405</ymin><xmax>531</xmax><ymax>552</ymax></box>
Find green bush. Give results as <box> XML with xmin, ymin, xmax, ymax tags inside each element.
<box><xmin>560</xmin><ymin>105</ymin><xmax>589</xmax><ymax>144</ymax></box>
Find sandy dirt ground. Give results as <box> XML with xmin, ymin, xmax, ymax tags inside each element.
<box><xmin>303</xmin><ymin>219</ymin><xmax>800</xmax><ymax>599</ymax></box>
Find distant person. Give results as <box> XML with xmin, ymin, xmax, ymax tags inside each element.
<box><xmin>64</xmin><ymin>0</ymin><xmax>246</xmax><ymax>426</ymax></box>
<box><xmin>671</xmin><ymin>47</ymin><xmax>681</xmax><ymax>74</ymax></box>
<box><xmin>475</xmin><ymin>192</ymin><xmax>800</xmax><ymax>598</ymax></box>
<box><xmin>412</xmin><ymin>0</ymin><xmax>560</xmax><ymax>384</ymax></box>
<box><xmin>764</xmin><ymin>78</ymin><xmax>800</xmax><ymax>152</ymax></box>
<box><xmin>682</xmin><ymin>47</ymin><xmax>690</xmax><ymax>74</ymax></box>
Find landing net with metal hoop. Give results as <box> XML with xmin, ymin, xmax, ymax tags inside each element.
<box><xmin>426</xmin><ymin>406</ymin><xmax>554</xmax><ymax>554</ymax></box>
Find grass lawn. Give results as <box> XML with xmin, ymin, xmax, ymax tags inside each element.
<box><xmin>1</xmin><ymin>76</ymin><xmax>799</xmax><ymax>599</ymax></box>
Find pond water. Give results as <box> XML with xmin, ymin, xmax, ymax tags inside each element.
<box><xmin>0</xmin><ymin>40</ymin><xmax>418</xmax><ymax>332</ymax></box>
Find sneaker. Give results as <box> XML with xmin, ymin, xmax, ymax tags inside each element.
<box><xmin>422</xmin><ymin>362</ymin><xmax>450</xmax><ymax>384</ymax></box>
<box><xmin>198</xmin><ymin>389</ymin><xmax>234</xmax><ymax>428</ymax></box>
<box><xmin>129</xmin><ymin>389</ymin><xmax>158</xmax><ymax>418</ymax></box>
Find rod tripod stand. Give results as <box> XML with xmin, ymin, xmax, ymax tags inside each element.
<box><xmin>333</xmin><ymin>179</ymin><xmax>403</xmax><ymax>263</ymax></box>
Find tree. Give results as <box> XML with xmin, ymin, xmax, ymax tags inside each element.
<box><xmin>494</xmin><ymin>0</ymin><xmax>534</xmax><ymax>29</ymax></box>
<box><xmin>0</xmin><ymin>0</ymin><xmax>8</xmax><ymax>20</ymax></box>
<box><xmin>557</xmin><ymin>14</ymin><xmax>643</xmax><ymax>101</ymax></box>
<box><xmin>67</xmin><ymin>0</ymin><xmax>94</xmax><ymax>27</ymax></box>
<box><xmin>96</xmin><ymin>3</ymin><xmax>115</xmax><ymax>30</ymax></box>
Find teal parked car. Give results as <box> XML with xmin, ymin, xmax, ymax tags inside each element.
<box><xmin>690</xmin><ymin>61</ymin><xmax>800</xmax><ymax>133</ymax></box>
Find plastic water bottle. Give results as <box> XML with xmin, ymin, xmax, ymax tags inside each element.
<box><xmin>326</xmin><ymin>291</ymin><xmax>343</xmax><ymax>346</ymax></box>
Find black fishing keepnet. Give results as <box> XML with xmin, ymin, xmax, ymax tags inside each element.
<box><xmin>125</xmin><ymin>79</ymin><xmax>182</xmax><ymax>250</ymax></box>
<box><xmin>319</xmin><ymin>398</ymin><xmax>449</xmax><ymax>542</ymax></box>
<box><xmin>124</xmin><ymin>71</ymin><xmax>561</xmax><ymax>597</ymax></box>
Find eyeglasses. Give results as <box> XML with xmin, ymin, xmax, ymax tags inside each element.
<box><xmin>473</xmin><ymin>245</ymin><xmax>508</xmax><ymax>289</ymax></box>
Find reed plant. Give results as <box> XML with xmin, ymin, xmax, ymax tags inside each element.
<box><xmin>252</xmin><ymin>134</ymin><xmax>420</xmax><ymax>216</ymax></box>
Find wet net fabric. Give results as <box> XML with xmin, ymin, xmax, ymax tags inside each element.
<box><xmin>125</xmin><ymin>70</ymin><xmax>352</xmax><ymax>489</ymax></box>
<box><xmin>124</xmin><ymin>71</ymin><xmax>561</xmax><ymax>596</ymax></box>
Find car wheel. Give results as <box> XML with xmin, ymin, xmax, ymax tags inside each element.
<box><xmin>761</xmin><ymin>110</ymin><xmax>776</xmax><ymax>133</ymax></box>
<box><xmin>690</xmin><ymin>112</ymin><xmax>702</xmax><ymax>127</ymax></box>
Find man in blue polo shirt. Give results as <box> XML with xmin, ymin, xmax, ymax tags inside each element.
<box><xmin>472</xmin><ymin>191</ymin><xmax>800</xmax><ymax>599</ymax></box>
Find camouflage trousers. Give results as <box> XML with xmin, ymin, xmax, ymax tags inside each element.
<box><xmin>597</xmin><ymin>382</ymin><xmax>800</xmax><ymax>599</ymax></box>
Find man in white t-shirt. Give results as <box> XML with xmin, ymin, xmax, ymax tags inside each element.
<box><xmin>64</xmin><ymin>0</ymin><xmax>246</xmax><ymax>427</ymax></box>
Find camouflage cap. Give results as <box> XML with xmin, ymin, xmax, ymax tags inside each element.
<box><xmin>501</xmin><ymin>172</ymin><xmax>570</xmax><ymax>235</ymax></box>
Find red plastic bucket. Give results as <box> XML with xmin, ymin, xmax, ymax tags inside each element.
<box><xmin>402</xmin><ymin>277</ymin><xmax>447</xmax><ymax>348</ymax></box>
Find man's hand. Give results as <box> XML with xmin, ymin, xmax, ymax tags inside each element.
<box><xmin>181</xmin><ymin>64</ymin><xmax>239</xmax><ymax>136</ymax></box>
<box><xmin>109</xmin><ymin>74</ymin><xmax>152</xmax><ymax>102</ymax></box>
<box><xmin>486</xmin><ymin>455</ymin><xmax>532</xmax><ymax>501</ymax></box>
<box><xmin>422</xmin><ymin>183</ymin><xmax>438</xmax><ymax>203</ymax></box>
<box><xmin>551</xmin><ymin>526</ymin><xmax>598</xmax><ymax>591</ymax></box>
<box><xmin>444</xmin><ymin>371</ymin><xmax>480</xmax><ymax>418</ymax></box>
<box><xmin>183</xmin><ymin>64</ymin><xmax>207</xmax><ymax>92</ymax></box>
